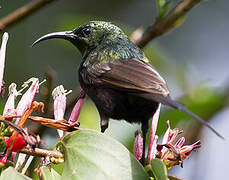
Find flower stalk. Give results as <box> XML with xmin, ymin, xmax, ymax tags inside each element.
<box><xmin>0</xmin><ymin>32</ymin><xmax>8</xmax><ymax>95</ymax></box>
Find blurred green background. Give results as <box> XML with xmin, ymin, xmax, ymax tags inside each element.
<box><xmin>0</xmin><ymin>0</ymin><xmax>229</xmax><ymax>179</ymax></box>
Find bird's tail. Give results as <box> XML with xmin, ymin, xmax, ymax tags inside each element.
<box><xmin>145</xmin><ymin>93</ymin><xmax>224</xmax><ymax>139</ymax></box>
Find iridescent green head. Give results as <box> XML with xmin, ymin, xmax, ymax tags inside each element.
<box><xmin>32</xmin><ymin>21</ymin><xmax>127</xmax><ymax>55</ymax></box>
<box><xmin>73</xmin><ymin>21</ymin><xmax>126</xmax><ymax>47</ymax></box>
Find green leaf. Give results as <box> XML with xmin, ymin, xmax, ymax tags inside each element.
<box><xmin>41</xmin><ymin>167</ymin><xmax>61</xmax><ymax>180</ymax></box>
<box><xmin>157</xmin><ymin>0</ymin><xmax>170</xmax><ymax>19</ymax></box>
<box><xmin>151</xmin><ymin>159</ymin><xmax>168</xmax><ymax>180</ymax></box>
<box><xmin>0</xmin><ymin>167</ymin><xmax>32</xmax><ymax>180</ymax></box>
<box><xmin>58</xmin><ymin>129</ymin><xmax>149</xmax><ymax>180</ymax></box>
<box><xmin>51</xmin><ymin>162</ymin><xmax>64</xmax><ymax>175</ymax></box>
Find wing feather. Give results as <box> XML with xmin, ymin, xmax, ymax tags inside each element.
<box><xmin>81</xmin><ymin>58</ymin><xmax>169</xmax><ymax>95</ymax></box>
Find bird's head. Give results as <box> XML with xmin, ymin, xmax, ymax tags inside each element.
<box><xmin>32</xmin><ymin>21</ymin><xmax>127</xmax><ymax>56</ymax></box>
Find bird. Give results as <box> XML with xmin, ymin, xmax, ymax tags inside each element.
<box><xmin>32</xmin><ymin>21</ymin><xmax>223</xmax><ymax>165</ymax></box>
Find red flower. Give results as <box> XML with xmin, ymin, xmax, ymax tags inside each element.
<box><xmin>0</xmin><ymin>153</ymin><xmax>8</xmax><ymax>168</ymax></box>
<box><xmin>6</xmin><ymin>134</ymin><xmax>27</xmax><ymax>152</ymax></box>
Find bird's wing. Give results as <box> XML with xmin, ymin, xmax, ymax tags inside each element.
<box><xmin>81</xmin><ymin>58</ymin><xmax>169</xmax><ymax>96</ymax></box>
<box><xmin>81</xmin><ymin>58</ymin><xmax>224</xmax><ymax>139</ymax></box>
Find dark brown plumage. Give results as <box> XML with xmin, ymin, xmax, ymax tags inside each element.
<box><xmin>32</xmin><ymin>21</ymin><xmax>223</xmax><ymax>166</ymax></box>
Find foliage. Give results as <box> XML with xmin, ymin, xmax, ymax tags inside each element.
<box><xmin>150</xmin><ymin>158</ymin><xmax>168</xmax><ymax>180</ymax></box>
<box><xmin>56</xmin><ymin>130</ymin><xmax>148</xmax><ymax>179</ymax></box>
<box><xmin>0</xmin><ymin>167</ymin><xmax>32</xmax><ymax>180</ymax></box>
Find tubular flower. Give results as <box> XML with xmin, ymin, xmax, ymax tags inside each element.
<box><xmin>147</xmin><ymin>104</ymin><xmax>161</xmax><ymax>162</ymax></box>
<box><xmin>179</xmin><ymin>140</ymin><xmax>201</xmax><ymax>160</ymax></box>
<box><xmin>133</xmin><ymin>130</ymin><xmax>143</xmax><ymax>160</ymax></box>
<box><xmin>175</xmin><ymin>137</ymin><xmax>185</xmax><ymax>148</ymax></box>
<box><xmin>15</xmin><ymin>78</ymin><xmax>39</xmax><ymax>124</ymax></box>
<box><xmin>134</xmin><ymin>117</ymin><xmax>201</xmax><ymax>169</ymax></box>
<box><xmin>161</xmin><ymin>120</ymin><xmax>180</xmax><ymax>158</ymax></box>
<box><xmin>68</xmin><ymin>89</ymin><xmax>85</xmax><ymax>125</ymax></box>
<box><xmin>159</xmin><ymin>121</ymin><xmax>201</xmax><ymax>168</ymax></box>
<box><xmin>52</xmin><ymin>85</ymin><xmax>68</xmax><ymax>138</ymax></box>
<box><xmin>0</xmin><ymin>32</ymin><xmax>9</xmax><ymax>95</ymax></box>
<box><xmin>150</xmin><ymin>135</ymin><xmax>158</xmax><ymax>160</ymax></box>
<box><xmin>161</xmin><ymin>140</ymin><xmax>201</xmax><ymax>168</ymax></box>
<box><xmin>65</xmin><ymin>89</ymin><xmax>85</xmax><ymax>135</ymax></box>
<box><xmin>3</xmin><ymin>83</ymin><xmax>19</xmax><ymax>120</ymax></box>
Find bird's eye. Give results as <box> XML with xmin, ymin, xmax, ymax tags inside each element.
<box><xmin>82</xmin><ymin>28</ymin><xmax>91</xmax><ymax>37</ymax></box>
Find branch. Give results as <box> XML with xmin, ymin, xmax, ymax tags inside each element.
<box><xmin>20</xmin><ymin>147</ymin><xmax>63</xmax><ymax>159</ymax></box>
<box><xmin>131</xmin><ymin>0</ymin><xmax>201</xmax><ymax>48</ymax></box>
<box><xmin>0</xmin><ymin>0</ymin><xmax>58</xmax><ymax>31</ymax></box>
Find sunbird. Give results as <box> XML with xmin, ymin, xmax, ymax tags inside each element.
<box><xmin>32</xmin><ymin>21</ymin><xmax>223</xmax><ymax>165</ymax></box>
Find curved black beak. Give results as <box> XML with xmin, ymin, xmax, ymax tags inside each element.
<box><xmin>32</xmin><ymin>31</ymin><xmax>77</xmax><ymax>47</ymax></box>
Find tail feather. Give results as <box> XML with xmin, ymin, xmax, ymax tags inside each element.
<box><xmin>143</xmin><ymin>93</ymin><xmax>224</xmax><ymax>139</ymax></box>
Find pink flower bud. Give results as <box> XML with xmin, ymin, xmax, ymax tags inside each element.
<box><xmin>15</xmin><ymin>78</ymin><xmax>39</xmax><ymax>124</ymax></box>
<box><xmin>161</xmin><ymin>139</ymin><xmax>201</xmax><ymax>168</ymax></box>
<box><xmin>54</xmin><ymin>94</ymin><xmax>66</xmax><ymax>120</ymax></box>
<box><xmin>133</xmin><ymin>130</ymin><xmax>143</xmax><ymax>160</ymax></box>
<box><xmin>147</xmin><ymin>104</ymin><xmax>161</xmax><ymax>162</ymax></box>
<box><xmin>0</xmin><ymin>32</ymin><xmax>8</xmax><ymax>95</ymax></box>
<box><xmin>175</xmin><ymin>137</ymin><xmax>185</xmax><ymax>148</ymax></box>
<box><xmin>11</xmin><ymin>152</ymin><xmax>16</xmax><ymax>162</ymax></box>
<box><xmin>161</xmin><ymin>121</ymin><xmax>180</xmax><ymax>158</ymax></box>
<box><xmin>52</xmin><ymin>85</ymin><xmax>67</xmax><ymax>138</ymax></box>
<box><xmin>68</xmin><ymin>89</ymin><xmax>85</xmax><ymax>125</ymax></box>
<box><xmin>161</xmin><ymin>120</ymin><xmax>171</xmax><ymax>145</ymax></box>
<box><xmin>149</xmin><ymin>135</ymin><xmax>158</xmax><ymax>160</ymax></box>
<box><xmin>167</xmin><ymin>128</ymin><xmax>179</xmax><ymax>145</ymax></box>
<box><xmin>180</xmin><ymin>140</ymin><xmax>201</xmax><ymax>160</ymax></box>
<box><xmin>3</xmin><ymin>83</ymin><xmax>19</xmax><ymax>117</ymax></box>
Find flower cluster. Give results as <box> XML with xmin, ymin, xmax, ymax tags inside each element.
<box><xmin>0</xmin><ymin>33</ymin><xmax>85</xmax><ymax>169</ymax></box>
<box><xmin>52</xmin><ymin>85</ymin><xmax>85</xmax><ymax>138</ymax></box>
<box><xmin>134</xmin><ymin>105</ymin><xmax>201</xmax><ymax>169</ymax></box>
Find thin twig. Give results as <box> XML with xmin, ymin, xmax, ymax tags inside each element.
<box><xmin>20</xmin><ymin>147</ymin><xmax>63</xmax><ymax>159</ymax></box>
<box><xmin>131</xmin><ymin>0</ymin><xmax>202</xmax><ymax>48</ymax></box>
<box><xmin>0</xmin><ymin>0</ymin><xmax>58</xmax><ymax>31</ymax></box>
